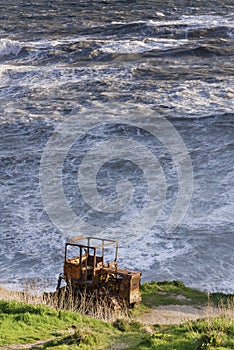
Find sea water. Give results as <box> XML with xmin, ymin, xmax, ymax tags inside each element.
<box><xmin>0</xmin><ymin>0</ymin><xmax>233</xmax><ymax>292</ymax></box>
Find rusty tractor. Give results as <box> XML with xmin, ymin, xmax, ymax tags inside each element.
<box><xmin>57</xmin><ymin>236</ymin><xmax>141</xmax><ymax>307</ymax></box>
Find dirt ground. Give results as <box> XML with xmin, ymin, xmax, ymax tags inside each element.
<box><xmin>136</xmin><ymin>303</ymin><xmax>220</xmax><ymax>325</ymax></box>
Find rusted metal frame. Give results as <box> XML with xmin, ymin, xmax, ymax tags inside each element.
<box><xmin>66</xmin><ymin>238</ymin><xmax>118</xmax><ymax>267</ymax></box>
<box><xmin>79</xmin><ymin>245</ymin><xmax>82</xmax><ymax>280</ymax></box>
<box><xmin>102</xmin><ymin>239</ymin><xmax>104</xmax><ymax>261</ymax></box>
<box><xmin>88</xmin><ymin>237</ymin><xmax>118</xmax><ymax>267</ymax></box>
<box><xmin>66</xmin><ymin>242</ymin><xmax>91</xmax><ymax>250</ymax></box>
<box><xmin>65</xmin><ymin>243</ymin><xmax>68</xmax><ymax>261</ymax></box>
<box><xmin>67</xmin><ymin>236</ymin><xmax>118</xmax><ymax>248</ymax></box>
<box><xmin>88</xmin><ymin>237</ymin><xmax>118</xmax><ymax>248</ymax></box>
<box><xmin>84</xmin><ymin>245</ymin><xmax>88</xmax><ymax>283</ymax></box>
<box><xmin>115</xmin><ymin>241</ymin><xmax>118</xmax><ymax>265</ymax></box>
<box><xmin>93</xmin><ymin>247</ymin><xmax>96</xmax><ymax>284</ymax></box>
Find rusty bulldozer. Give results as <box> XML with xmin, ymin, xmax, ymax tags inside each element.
<box><xmin>56</xmin><ymin>236</ymin><xmax>141</xmax><ymax>308</ymax></box>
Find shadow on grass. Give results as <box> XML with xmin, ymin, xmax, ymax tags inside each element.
<box><xmin>34</xmin><ymin>332</ymin><xmax>82</xmax><ymax>348</ymax></box>
<box><xmin>33</xmin><ymin>329</ymin><xmax>101</xmax><ymax>349</ymax></box>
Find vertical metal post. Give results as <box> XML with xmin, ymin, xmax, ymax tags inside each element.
<box><xmin>85</xmin><ymin>245</ymin><xmax>88</xmax><ymax>282</ymax></box>
<box><xmin>115</xmin><ymin>241</ymin><xmax>118</xmax><ymax>265</ymax></box>
<box><xmin>79</xmin><ymin>245</ymin><xmax>82</xmax><ymax>279</ymax></box>
<box><xmin>93</xmin><ymin>247</ymin><xmax>96</xmax><ymax>268</ymax></box>
<box><xmin>65</xmin><ymin>243</ymin><xmax>68</xmax><ymax>261</ymax></box>
<box><xmin>102</xmin><ymin>239</ymin><xmax>104</xmax><ymax>265</ymax></box>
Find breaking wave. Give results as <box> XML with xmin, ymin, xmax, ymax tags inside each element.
<box><xmin>0</xmin><ymin>39</ymin><xmax>23</xmax><ymax>58</ymax></box>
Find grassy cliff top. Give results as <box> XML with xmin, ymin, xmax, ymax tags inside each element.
<box><xmin>0</xmin><ymin>281</ymin><xmax>233</xmax><ymax>350</ymax></box>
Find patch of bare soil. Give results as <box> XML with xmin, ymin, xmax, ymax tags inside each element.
<box><xmin>136</xmin><ymin>304</ymin><xmax>220</xmax><ymax>325</ymax></box>
<box><xmin>0</xmin><ymin>338</ymin><xmax>56</xmax><ymax>350</ymax></box>
<box><xmin>107</xmin><ymin>343</ymin><xmax>132</xmax><ymax>350</ymax></box>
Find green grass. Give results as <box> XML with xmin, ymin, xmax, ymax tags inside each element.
<box><xmin>0</xmin><ymin>300</ymin><xmax>116</xmax><ymax>349</ymax></box>
<box><xmin>0</xmin><ymin>281</ymin><xmax>233</xmax><ymax>349</ymax></box>
<box><xmin>139</xmin><ymin>280</ymin><xmax>234</xmax><ymax>308</ymax></box>
<box><xmin>140</xmin><ymin>280</ymin><xmax>209</xmax><ymax>307</ymax></box>
<box><xmin>124</xmin><ymin>316</ymin><xmax>234</xmax><ymax>350</ymax></box>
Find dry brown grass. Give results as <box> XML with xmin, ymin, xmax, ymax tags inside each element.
<box><xmin>0</xmin><ymin>280</ymin><xmax>45</xmax><ymax>304</ymax></box>
<box><xmin>0</xmin><ymin>282</ymin><xmax>129</xmax><ymax>323</ymax></box>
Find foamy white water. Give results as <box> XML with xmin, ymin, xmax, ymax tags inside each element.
<box><xmin>0</xmin><ymin>0</ymin><xmax>233</xmax><ymax>293</ymax></box>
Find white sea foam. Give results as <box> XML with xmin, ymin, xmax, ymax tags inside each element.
<box><xmin>112</xmin><ymin>13</ymin><xmax>234</xmax><ymax>30</ymax></box>
<box><xmin>179</xmin><ymin>13</ymin><xmax>234</xmax><ymax>28</ymax></box>
<box><xmin>0</xmin><ymin>39</ymin><xmax>22</xmax><ymax>57</ymax></box>
<box><xmin>98</xmin><ymin>38</ymin><xmax>188</xmax><ymax>54</ymax></box>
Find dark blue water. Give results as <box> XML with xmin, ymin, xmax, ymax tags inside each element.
<box><xmin>0</xmin><ymin>0</ymin><xmax>233</xmax><ymax>292</ymax></box>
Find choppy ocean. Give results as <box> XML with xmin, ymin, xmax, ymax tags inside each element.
<box><xmin>0</xmin><ymin>0</ymin><xmax>233</xmax><ymax>293</ymax></box>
